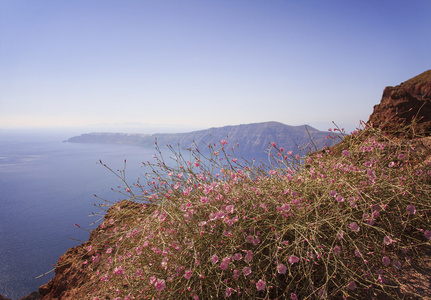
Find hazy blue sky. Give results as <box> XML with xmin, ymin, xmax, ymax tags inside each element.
<box><xmin>1</xmin><ymin>0</ymin><xmax>430</xmax><ymax>133</ymax></box>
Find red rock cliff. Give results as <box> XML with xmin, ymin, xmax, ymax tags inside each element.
<box><xmin>367</xmin><ymin>69</ymin><xmax>431</xmax><ymax>136</ymax></box>
<box><xmin>38</xmin><ymin>200</ymin><xmax>150</xmax><ymax>300</ymax></box>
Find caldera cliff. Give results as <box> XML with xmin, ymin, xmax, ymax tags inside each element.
<box><xmin>36</xmin><ymin>70</ymin><xmax>431</xmax><ymax>300</ymax></box>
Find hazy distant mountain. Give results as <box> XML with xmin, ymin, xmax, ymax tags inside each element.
<box><xmin>67</xmin><ymin>121</ymin><xmax>336</xmax><ymax>157</ymax></box>
<box><xmin>84</xmin><ymin>122</ymin><xmax>202</xmax><ymax>134</ymax></box>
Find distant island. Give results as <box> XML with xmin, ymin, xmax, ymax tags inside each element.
<box><xmin>67</xmin><ymin>121</ymin><xmax>337</xmax><ymax>157</ymax></box>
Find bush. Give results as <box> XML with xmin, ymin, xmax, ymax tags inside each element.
<box><xmin>82</xmin><ymin>125</ymin><xmax>431</xmax><ymax>299</ymax></box>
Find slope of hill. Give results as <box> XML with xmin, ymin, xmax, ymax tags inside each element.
<box><xmin>36</xmin><ymin>70</ymin><xmax>431</xmax><ymax>300</ymax></box>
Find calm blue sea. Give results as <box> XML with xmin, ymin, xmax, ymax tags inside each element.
<box><xmin>0</xmin><ymin>130</ymin><xmax>158</xmax><ymax>299</ymax></box>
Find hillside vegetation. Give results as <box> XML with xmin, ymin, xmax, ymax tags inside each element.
<box><xmin>42</xmin><ymin>123</ymin><xmax>431</xmax><ymax>300</ymax></box>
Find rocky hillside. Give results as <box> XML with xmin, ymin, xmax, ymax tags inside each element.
<box><xmin>33</xmin><ymin>70</ymin><xmax>431</xmax><ymax>299</ymax></box>
<box><xmin>38</xmin><ymin>201</ymin><xmax>151</xmax><ymax>300</ymax></box>
<box><xmin>368</xmin><ymin>69</ymin><xmax>431</xmax><ymax>136</ymax></box>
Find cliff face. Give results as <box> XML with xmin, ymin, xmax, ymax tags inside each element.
<box><xmin>368</xmin><ymin>69</ymin><xmax>431</xmax><ymax>136</ymax></box>
<box><xmin>37</xmin><ymin>70</ymin><xmax>431</xmax><ymax>299</ymax></box>
<box><xmin>39</xmin><ymin>201</ymin><xmax>149</xmax><ymax>300</ymax></box>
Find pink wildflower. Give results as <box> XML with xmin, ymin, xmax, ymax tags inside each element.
<box><xmin>424</xmin><ymin>230</ymin><xmax>431</xmax><ymax>240</ymax></box>
<box><xmin>290</xmin><ymin>293</ymin><xmax>298</xmax><ymax>300</ymax></box>
<box><xmin>225</xmin><ymin>205</ymin><xmax>235</xmax><ymax>213</ymax></box>
<box><xmin>383</xmin><ymin>235</ymin><xmax>395</xmax><ymax>245</ymax></box>
<box><xmin>354</xmin><ymin>249</ymin><xmax>362</xmax><ymax>258</ymax></box>
<box><xmin>100</xmin><ymin>273</ymin><xmax>110</xmax><ymax>282</ymax></box>
<box><xmin>337</xmin><ymin>230</ymin><xmax>345</xmax><ymax>240</ymax></box>
<box><xmin>211</xmin><ymin>254</ymin><xmax>219</xmax><ymax>264</ymax></box>
<box><xmin>406</xmin><ymin>204</ymin><xmax>417</xmax><ymax>215</ymax></box>
<box><xmin>349</xmin><ymin>196</ymin><xmax>357</xmax><ymax>207</ymax></box>
<box><xmin>288</xmin><ymin>255</ymin><xmax>300</xmax><ymax>265</ymax></box>
<box><xmin>372</xmin><ymin>210</ymin><xmax>380</xmax><ymax>219</ymax></box>
<box><xmin>216</xmin><ymin>210</ymin><xmax>225</xmax><ymax>219</ymax></box>
<box><xmin>336</xmin><ymin>195</ymin><xmax>345</xmax><ymax>202</ymax></box>
<box><xmin>154</xmin><ymin>279</ymin><xmax>166</xmax><ymax>292</ymax></box>
<box><xmin>113</xmin><ymin>265</ymin><xmax>124</xmax><ymax>276</ymax></box>
<box><xmin>149</xmin><ymin>275</ymin><xmax>156</xmax><ymax>285</ymax></box>
<box><xmin>349</xmin><ymin>222</ymin><xmax>360</xmax><ymax>232</ymax></box>
<box><xmin>333</xmin><ymin>245</ymin><xmax>341</xmax><ymax>255</ymax></box>
<box><xmin>221</xmin><ymin>139</ymin><xmax>228</xmax><ymax>146</ymax></box>
<box><xmin>225</xmin><ymin>287</ymin><xmax>233</xmax><ymax>297</ymax></box>
<box><xmin>220</xmin><ymin>257</ymin><xmax>231</xmax><ymax>270</ymax></box>
<box><xmin>277</xmin><ymin>203</ymin><xmax>291</xmax><ymax>212</ymax></box>
<box><xmin>277</xmin><ymin>263</ymin><xmax>287</xmax><ymax>274</ymax></box>
<box><xmin>244</xmin><ymin>250</ymin><xmax>253</xmax><ymax>263</ymax></box>
<box><xmin>256</xmin><ymin>279</ymin><xmax>266</xmax><ymax>291</ymax></box>
<box><xmin>106</xmin><ymin>247</ymin><xmax>113</xmax><ymax>254</ymax></box>
<box><xmin>252</xmin><ymin>236</ymin><xmax>260</xmax><ymax>246</ymax></box>
<box><xmin>209</xmin><ymin>212</ymin><xmax>217</xmax><ymax>221</ymax></box>
<box><xmin>342</xmin><ymin>150</ymin><xmax>350</xmax><ymax>157</ymax></box>
<box><xmin>184</xmin><ymin>269</ymin><xmax>192</xmax><ymax>280</ymax></box>
<box><xmin>233</xmin><ymin>253</ymin><xmax>242</xmax><ymax>261</ymax></box>
<box><xmin>243</xmin><ymin>266</ymin><xmax>252</xmax><ymax>276</ymax></box>
<box><xmin>159</xmin><ymin>212</ymin><xmax>167</xmax><ymax>221</ymax></box>
<box><xmin>346</xmin><ymin>281</ymin><xmax>357</xmax><ymax>290</ymax></box>
<box><xmin>233</xmin><ymin>269</ymin><xmax>240</xmax><ymax>279</ymax></box>
<box><xmin>382</xmin><ymin>256</ymin><xmax>391</xmax><ymax>266</ymax></box>
<box><xmin>269</xmin><ymin>170</ymin><xmax>277</xmax><ymax>176</ymax></box>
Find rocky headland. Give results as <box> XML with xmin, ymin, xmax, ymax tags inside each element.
<box><xmin>5</xmin><ymin>70</ymin><xmax>430</xmax><ymax>300</ymax></box>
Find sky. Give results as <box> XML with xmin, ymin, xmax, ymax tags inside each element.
<box><xmin>1</xmin><ymin>0</ymin><xmax>430</xmax><ymax>133</ymax></box>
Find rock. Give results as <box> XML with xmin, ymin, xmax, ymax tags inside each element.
<box><xmin>39</xmin><ymin>200</ymin><xmax>154</xmax><ymax>300</ymax></box>
<box><xmin>367</xmin><ymin>69</ymin><xmax>431</xmax><ymax>136</ymax></box>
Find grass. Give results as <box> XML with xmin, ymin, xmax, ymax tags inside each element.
<box><xmin>71</xmin><ymin>124</ymin><xmax>431</xmax><ymax>299</ymax></box>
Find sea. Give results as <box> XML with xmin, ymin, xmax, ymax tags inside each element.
<box><xmin>0</xmin><ymin>129</ymin><xmax>159</xmax><ymax>299</ymax></box>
